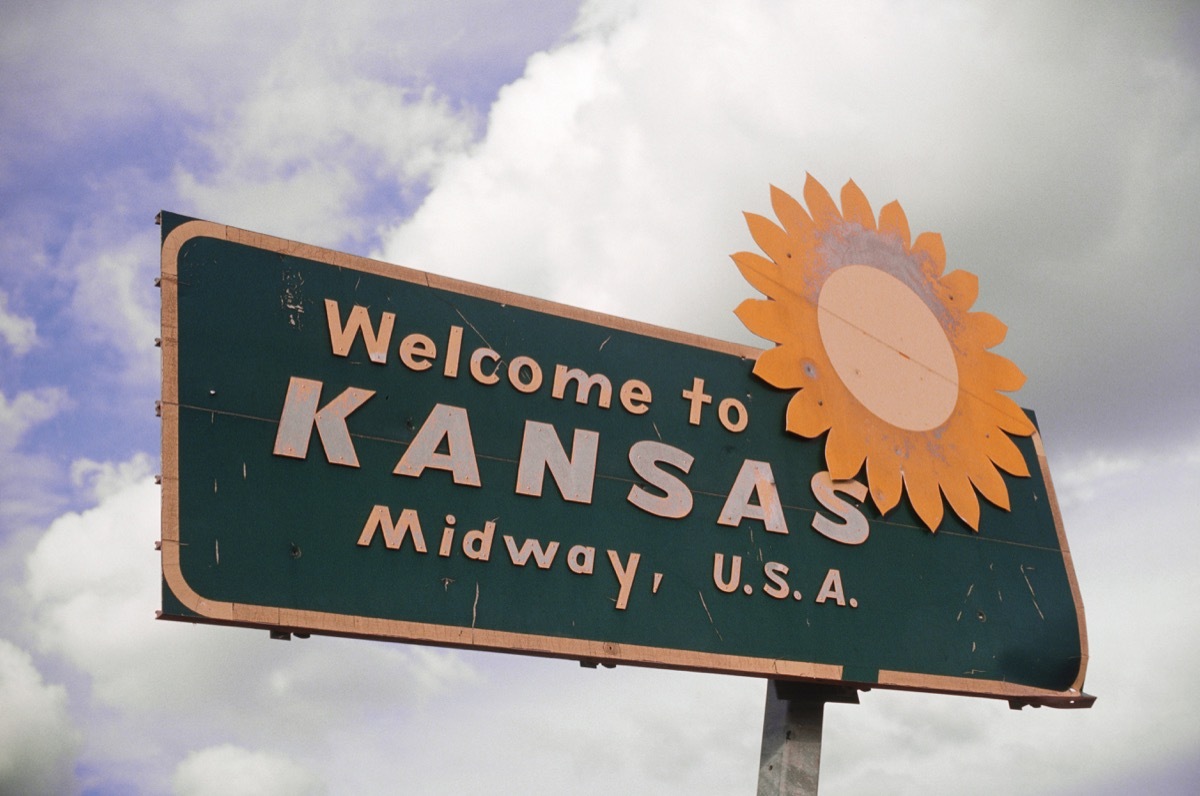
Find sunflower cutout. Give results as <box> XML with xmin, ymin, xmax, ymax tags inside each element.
<box><xmin>733</xmin><ymin>175</ymin><xmax>1034</xmax><ymax>532</ymax></box>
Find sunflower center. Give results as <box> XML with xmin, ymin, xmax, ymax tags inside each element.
<box><xmin>816</xmin><ymin>264</ymin><xmax>959</xmax><ymax>431</ymax></box>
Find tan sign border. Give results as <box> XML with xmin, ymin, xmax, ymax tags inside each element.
<box><xmin>159</xmin><ymin>217</ymin><xmax>1091</xmax><ymax>707</ymax></box>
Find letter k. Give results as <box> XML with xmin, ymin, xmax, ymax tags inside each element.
<box><xmin>272</xmin><ymin>377</ymin><xmax>375</xmax><ymax>467</ymax></box>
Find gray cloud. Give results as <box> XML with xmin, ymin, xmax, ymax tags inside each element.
<box><xmin>172</xmin><ymin>745</ymin><xmax>325</xmax><ymax>796</ymax></box>
<box><xmin>381</xmin><ymin>0</ymin><xmax>1200</xmax><ymax>458</ymax></box>
<box><xmin>0</xmin><ymin>638</ymin><xmax>79</xmax><ymax>795</ymax></box>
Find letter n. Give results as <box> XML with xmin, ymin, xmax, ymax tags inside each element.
<box><xmin>515</xmin><ymin>421</ymin><xmax>598</xmax><ymax>503</ymax></box>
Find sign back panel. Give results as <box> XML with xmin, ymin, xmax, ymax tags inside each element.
<box><xmin>159</xmin><ymin>213</ymin><xmax>1089</xmax><ymax>707</ymax></box>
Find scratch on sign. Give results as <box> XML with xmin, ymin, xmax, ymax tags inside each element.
<box><xmin>698</xmin><ymin>591</ymin><xmax>723</xmax><ymax>641</ymax></box>
<box><xmin>453</xmin><ymin>306</ymin><xmax>494</xmax><ymax>351</ymax></box>
<box><xmin>1020</xmin><ymin>565</ymin><xmax>1045</xmax><ymax>620</ymax></box>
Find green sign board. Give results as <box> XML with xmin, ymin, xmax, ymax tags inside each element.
<box><xmin>159</xmin><ymin>211</ymin><xmax>1090</xmax><ymax>707</ymax></box>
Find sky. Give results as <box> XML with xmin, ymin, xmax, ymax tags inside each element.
<box><xmin>1</xmin><ymin>0</ymin><xmax>1199</xmax><ymax>793</ymax></box>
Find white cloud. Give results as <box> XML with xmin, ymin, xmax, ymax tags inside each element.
<box><xmin>26</xmin><ymin>458</ymin><xmax>475</xmax><ymax>714</ymax></box>
<box><xmin>0</xmin><ymin>388</ymin><xmax>70</xmax><ymax>531</ymax></box>
<box><xmin>70</xmin><ymin>453</ymin><xmax>157</xmax><ymax>502</ymax></box>
<box><xmin>0</xmin><ymin>448</ymin><xmax>61</xmax><ymax>551</ymax></box>
<box><xmin>305</xmin><ymin>658</ymin><xmax>763</xmax><ymax>794</ymax></box>
<box><xmin>64</xmin><ymin>227</ymin><xmax>160</xmax><ymax>385</ymax></box>
<box><xmin>817</xmin><ymin>442</ymin><xmax>1200</xmax><ymax>795</ymax></box>
<box><xmin>0</xmin><ymin>638</ymin><xmax>79</xmax><ymax>795</ymax></box>
<box><xmin>378</xmin><ymin>0</ymin><xmax>1200</xmax><ymax>451</ymax></box>
<box><xmin>0</xmin><ymin>289</ymin><xmax>37</xmax><ymax>355</ymax></box>
<box><xmin>24</xmin><ymin>467</ymin><xmax>164</xmax><ymax>709</ymax></box>
<box><xmin>21</xmin><ymin>455</ymin><xmax>477</xmax><ymax>788</ymax></box>
<box><xmin>174</xmin><ymin>78</ymin><xmax>475</xmax><ymax>249</ymax></box>
<box><xmin>159</xmin><ymin>5</ymin><xmax>531</xmax><ymax>251</ymax></box>
<box><xmin>172</xmin><ymin>745</ymin><xmax>324</xmax><ymax>796</ymax></box>
<box><xmin>2</xmin><ymin>2</ymin><xmax>576</xmax><ymax>186</ymax></box>
<box><xmin>0</xmin><ymin>387</ymin><xmax>67</xmax><ymax>451</ymax></box>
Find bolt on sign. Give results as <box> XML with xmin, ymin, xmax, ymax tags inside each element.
<box><xmin>158</xmin><ymin>177</ymin><xmax>1091</xmax><ymax>708</ymax></box>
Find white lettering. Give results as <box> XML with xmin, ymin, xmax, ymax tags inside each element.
<box><xmin>810</xmin><ymin>472</ymin><xmax>870</xmax><ymax>545</ymax></box>
<box><xmin>552</xmin><ymin>365</ymin><xmax>613</xmax><ymax>408</ymax></box>
<box><xmin>567</xmin><ymin>545</ymin><xmax>595</xmax><ymax>574</ymax></box>
<box><xmin>515</xmin><ymin>421</ymin><xmax>599</xmax><ymax>504</ymax></box>
<box><xmin>325</xmin><ymin>299</ymin><xmax>395</xmax><ymax>364</ymax></box>
<box><xmin>626</xmin><ymin>440</ymin><xmax>694</xmax><ymax>519</ymax></box>
<box><xmin>356</xmin><ymin>506</ymin><xmax>428</xmax><ymax>552</ymax></box>
<box><xmin>394</xmin><ymin>404</ymin><xmax>481</xmax><ymax>486</ymax></box>
<box><xmin>273</xmin><ymin>377</ymin><xmax>374</xmax><ymax>467</ymax></box>
<box><xmin>462</xmin><ymin>520</ymin><xmax>496</xmax><ymax>561</ymax></box>
<box><xmin>815</xmin><ymin>568</ymin><xmax>846</xmax><ymax>605</ymax></box>
<box><xmin>504</xmin><ymin>536</ymin><xmax>561</xmax><ymax>569</ymax></box>
<box><xmin>607</xmin><ymin>550</ymin><xmax>641</xmax><ymax>610</ymax></box>
<box><xmin>713</xmin><ymin>553</ymin><xmax>742</xmax><ymax>593</ymax></box>
<box><xmin>763</xmin><ymin>561</ymin><xmax>790</xmax><ymax>599</ymax></box>
<box><xmin>718</xmin><ymin>460</ymin><xmax>789</xmax><ymax>534</ymax></box>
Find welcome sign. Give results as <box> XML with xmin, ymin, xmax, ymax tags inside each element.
<box><xmin>158</xmin><ymin>179</ymin><xmax>1090</xmax><ymax>708</ymax></box>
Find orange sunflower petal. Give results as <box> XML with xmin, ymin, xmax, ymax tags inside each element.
<box><xmin>940</xmin><ymin>269</ymin><xmax>979</xmax><ymax>310</ymax></box>
<box><xmin>803</xmin><ymin>173</ymin><xmax>842</xmax><ymax>228</ymax></box>
<box><xmin>977</xmin><ymin>393</ymin><xmax>1035</xmax><ymax>437</ymax></box>
<box><xmin>866</xmin><ymin>452</ymin><xmax>903</xmax><ymax>514</ymax></box>
<box><xmin>911</xmin><ymin>232</ymin><xmax>946</xmax><ymax>278</ymax></box>
<box><xmin>967</xmin><ymin>456</ymin><xmax>1011</xmax><ymax>511</ymax></box>
<box><xmin>938</xmin><ymin>466</ymin><xmax>981</xmax><ymax>531</ymax></box>
<box><xmin>903</xmin><ymin>457</ymin><xmax>944</xmax><ymax>531</ymax></box>
<box><xmin>743</xmin><ymin>213</ymin><xmax>795</xmax><ymax>266</ymax></box>
<box><xmin>840</xmin><ymin>180</ymin><xmax>876</xmax><ymax>231</ymax></box>
<box><xmin>964</xmin><ymin>311</ymin><xmax>1008</xmax><ymax>349</ymax></box>
<box><xmin>734</xmin><ymin>298</ymin><xmax>789</xmax><ymax>342</ymax></box>
<box><xmin>752</xmin><ymin>345</ymin><xmax>808</xmax><ymax>389</ymax></box>
<box><xmin>977</xmin><ymin>351</ymin><xmax>1027</xmax><ymax>392</ymax></box>
<box><xmin>878</xmin><ymin>200</ymin><xmax>911</xmax><ymax>249</ymax></box>
<box><xmin>785</xmin><ymin>390</ymin><xmax>830</xmax><ymax>438</ymax></box>
<box><xmin>984</xmin><ymin>431</ymin><xmax>1030</xmax><ymax>478</ymax></box>
<box><xmin>825</xmin><ymin>421</ymin><xmax>868</xmax><ymax>480</ymax></box>
<box><xmin>769</xmin><ymin>185</ymin><xmax>815</xmax><ymax>241</ymax></box>
<box><xmin>731</xmin><ymin>251</ymin><xmax>788</xmax><ymax>300</ymax></box>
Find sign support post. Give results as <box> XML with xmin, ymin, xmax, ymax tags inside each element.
<box><xmin>757</xmin><ymin>681</ymin><xmax>859</xmax><ymax>795</ymax></box>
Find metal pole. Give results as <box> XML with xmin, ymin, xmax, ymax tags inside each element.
<box><xmin>757</xmin><ymin>681</ymin><xmax>859</xmax><ymax>796</ymax></box>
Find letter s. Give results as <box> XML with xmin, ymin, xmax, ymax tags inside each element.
<box><xmin>810</xmin><ymin>471</ymin><xmax>870</xmax><ymax>545</ymax></box>
<box><xmin>626</xmin><ymin>440</ymin><xmax>694</xmax><ymax>519</ymax></box>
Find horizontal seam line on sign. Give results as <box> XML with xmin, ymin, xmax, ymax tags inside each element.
<box><xmin>175</xmin><ymin>404</ymin><xmax>1056</xmax><ymax>550</ymax></box>
<box><xmin>907</xmin><ymin>526</ymin><xmax>1064</xmax><ymax>553</ymax></box>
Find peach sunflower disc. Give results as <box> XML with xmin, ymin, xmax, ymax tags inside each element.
<box><xmin>732</xmin><ymin>175</ymin><xmax>1035</xmax><ymax>532</ymax></box>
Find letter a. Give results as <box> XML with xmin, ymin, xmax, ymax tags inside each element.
<box><xmin>717</xmin><ymin>460</ymin><xmax>789</xmax><ymax>534</ymax></box>
<box><xmin>394</xmin><ymin>404</ymin><xmax>481</xmax><ymax>486</ymax></box>
<box><xmin>815</xmin><ymin>569</ymin><xmax>846</xmax><ymax>606</ymax></box>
